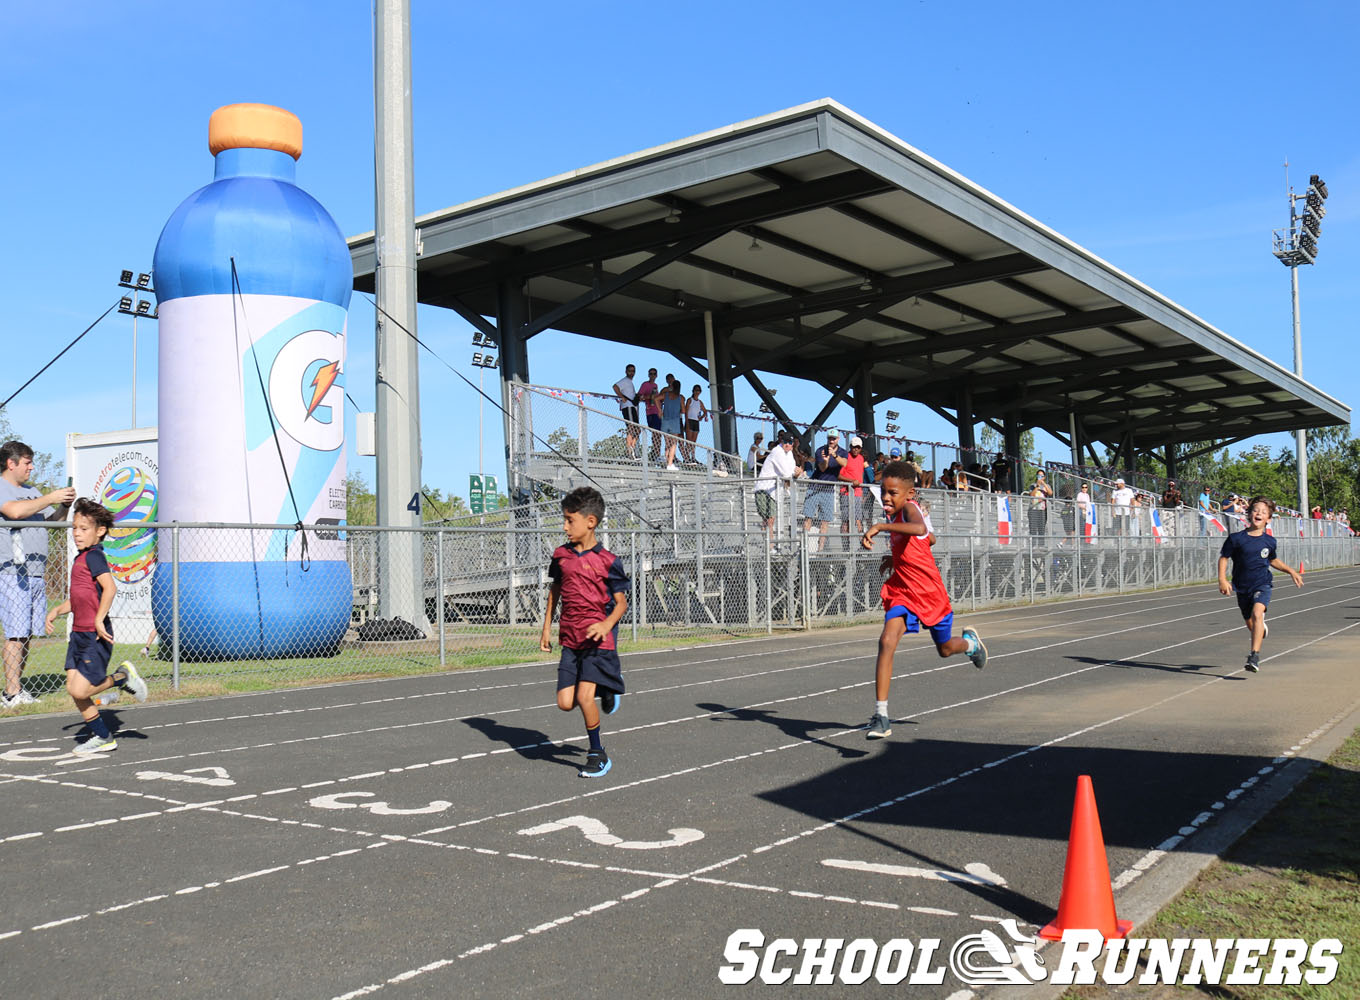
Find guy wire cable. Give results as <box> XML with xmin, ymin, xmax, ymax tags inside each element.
<box><xmin>1</xmin><ymin>300</ymin><xmax>121</xmax><ymax>411</ymax></box>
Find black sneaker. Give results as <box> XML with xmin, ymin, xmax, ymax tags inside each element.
<box><xmin>579</xmin><ymin>748</ymin><xmax>612</xmax><ymax>778</ymax></box>
<box><xmin>600</xmin><ymin>689</ymin><xmax>620</xmax><ymax>715</ymax></box>
<box><xmin>1245</xmin><ymin>651</ymin><xmax>1260</xmax><ymax>673</ymax></box>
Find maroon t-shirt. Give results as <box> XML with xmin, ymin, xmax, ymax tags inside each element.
<box><xmin>69</xmin><ymin>543</ymin><xmax>114</xmax><ymax>635</ymax></box>
<box><xmin>548</xmin><ymin>543</ymin><xmax>630</xmax><ymax>651</ymax></box>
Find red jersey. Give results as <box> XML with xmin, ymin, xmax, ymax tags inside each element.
<box><xmin>880</xmin><ymin>502</ymin><xmax>952</xmax><ymax>625</ymax></box>
<box><xmin>548</xmin><ymin>543</ymin><xmax>630</xmax><ymax>651</ymax></box>
<box><xmin>69</xmin><ymin>544</ymin><xmax>114</xmax><ymax>634</ymax></box>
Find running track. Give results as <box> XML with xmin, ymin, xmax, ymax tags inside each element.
<box><xmin>2</xmin><ymin>568</ymin><xmax>1358</xmax><ymax>999</ymax></box>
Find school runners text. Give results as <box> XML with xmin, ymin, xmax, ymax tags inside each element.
<box><xmin>718</xmin><ymin>924</ymin><xmax>1341</xmax><ymax>987</ymax></box>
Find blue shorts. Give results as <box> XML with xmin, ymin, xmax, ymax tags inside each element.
<box><xmin>557</xmin><ymin>645</ymin><xmax>624</xmax><ymax>696</ymax></box>
<box><xmin>646</xmin><ymin>413</ymin><xmax>662</xmax><ymax>430</ymax></box>
<box><xmin>65</xmin><ymin>631</ymin><xmax>114</xmax><ymax>687</ymax></box>
<box><xmin>0</xmin><ymin>573</ymin><xmax>46</xmax><ymax>640</ymax></box>
<box><xmin>802</xmin><ymin>486</ymin><xmax>836</xmax><ymax>522</ymax></box>
<box><xmin>661</xmin><ymin>417</ymin><xmax>682</xmax><ymax>436</ymax></box>
<box><xmin>1236</xmin><ymin>585</ymin><xmax>1271</xmax><ymax>619</ymax></box>
<box><xmin>886</xmin><ymin>606</ymin><xmax>954</xmax><ymax>646</ymax></box>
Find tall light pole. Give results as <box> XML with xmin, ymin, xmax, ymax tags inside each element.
<box><xmin>117</xmin><ymin>270</ymin><xmax>156</xmax><ymax>427</ymax></box>
<box><xmin>471</xmin><ymin>333</ymin><xmax>499</xmax><ymax>483</ymax></box>
<box><xmin>1271</xmin><ymin>169</ymin><xmax>1329</xmax><ymax>514</ymax></box>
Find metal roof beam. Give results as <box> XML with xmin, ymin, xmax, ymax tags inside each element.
<box><xmin>441</xmin><ymin>170</ymin><xmax>892</xmax><ymax>294</ymax></box>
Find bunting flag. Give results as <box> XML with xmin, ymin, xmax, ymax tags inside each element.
<box><xmin>1209</xmin><ymin>514</ymin><xmax>1227</xmax><ymax>533</ymax></box>
<box><xmin>997</xmin><ymin>494</ymin><xmax>1012</xmax><ymax>544</ymax></box>
<box><xmin>1149</xmin><ymin>507</ymin><xmax>1165</xmax><ymax>543</ymax></box>
<box><xmin>1083</xmin><ymin>502</ymin><xmax>1097</xmax><ymax>542</ymax></box>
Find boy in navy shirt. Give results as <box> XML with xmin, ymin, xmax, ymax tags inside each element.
<box><xmin>539</xmin><ymin>487</ymin><xmax>629</xmax><ymax>778</ymax></box>
<box><xmin>1217</xmin><ymin>496</ymin><xmax>1303</xmax><ymax>673</ymax></box>
<box><xmin>44</xmin><ymin>498</ymin><xmax>147</xmax><ymax>753</ymax></box>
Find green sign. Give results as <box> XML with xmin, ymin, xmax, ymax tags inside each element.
<box><xmin>469</xmin><ymin>474</ymin><xmax>484</xmax><ymax>515</ymax></box>
<box><xmin>484</xmin><ymin>475</ymin><xmax>498</xmax><ymax>511</ymax></box>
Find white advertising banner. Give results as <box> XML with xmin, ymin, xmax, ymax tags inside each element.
<box><xmin>66</xmin><ymin>428</ymin><xmax>159</xmax><ymax>641</ymax></box>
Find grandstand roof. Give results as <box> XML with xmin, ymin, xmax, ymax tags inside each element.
<box><xmin>348</xmin><ymin>99</ymin><xmax>1349</xmax><ymax>451</ymax></box>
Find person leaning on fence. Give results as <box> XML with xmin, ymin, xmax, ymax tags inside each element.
<box><xmin>1161</xmin><ymin>480</ymin><xmax>1182</xmax><ymax>510</ymax></box>
<box><xmin>683</xmin><ymin>385</ymin><xmax>708</xmax><ymax>464</ymax></box>
<box><xmin>0</xmin><ymin>440</ymin><xmax>76</xmax><ymax>709</ymax></box>
<box><xmin>803</xmin><ymin>431</ymin><xmax>846</xmax><ymax>552</ymax></box>
<box><xmin>42</xmin><ymin>498</ymin><xmax>147</xmax><ymax>753</ymax></box>
<box><xmin>859</xmin><ymin>460</ymin><xmax>988</xmax><ymax>740</ymax></box>
<box><xmin>539</xmin><ymin>487</ymin><xmax>628</xmax><ymax>779</ymax></box>
<box><xmin>754</xmin><ymin>431</ymin><xmax>803</xmax><ymax>538</ymax></box>
<box><xmin>1198</xmin><ymin>487</ymin><xmax>1215</xmax><ymax>536</ymax></box>
<box><xmin>638</xmin><ymin>367</ymin><xmax>661</xmax><ymax>462</ymax></box>
<box><xmin>1110</xmin><ymin>478</ymin><xmax>1134</xmax><ymax>535</ymax></box>
<box><xmin>746</xmin><ymin>431</ymin><xmax>766</xmax><ymax>474</ymax></box>
<box><xmin>612</xmin><ymin>364</ymin><xmax>640</xmax><ymax>459</ymax></box>
<box><xmin>838</xmin><ymin>436</ymin><xmax>868</xmax><ymax>542</ymax></box>
<box><xmin>659</xmin><ymin>376</ymin><xmax>684</xmax><ymax>470</ymax></box>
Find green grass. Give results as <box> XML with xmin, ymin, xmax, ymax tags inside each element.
<box><xmin>1061</xmin><ymin>726</ymin><xmax>1360</xmax><ymax>999</ymax></box>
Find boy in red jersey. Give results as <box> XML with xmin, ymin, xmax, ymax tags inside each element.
<box><xmin>540</xmin><ymin>487</ymin><xmax>629</xmax><ymax>778</ymax></box>
<box><xmin>859</xmin><ymin>462</ymin><xmax>986</xmax><ymax>739</ymax></box>
<box><xmin>44</xmin><ymin>498</ymin><xmax>147</xmax><ymax>753</ymax></box>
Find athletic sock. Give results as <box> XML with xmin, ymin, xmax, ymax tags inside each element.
<box><xmin>89</xmin><ymin>714</ymin><xmax>111</xmax><ymax>739</ymax></box>
<box><xmin>964</xmin><ymin>633</ymin><xmax>978</xmax><ymax>655</ymax></box>
<box><xmin>875</xmin><ymin>700</ymin><xmax>888</xmax><ymax>719</ymax></box>
<box><xmin>587</xmin><ymin>725</ymin><xmax>602</xmax><ymax>751</ymax></box>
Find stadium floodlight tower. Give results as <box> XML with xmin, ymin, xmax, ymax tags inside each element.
<box><xmin>1271</xmin><ymin>170</ymin><xmax>1328</xmax><ymax>516</ymax></box>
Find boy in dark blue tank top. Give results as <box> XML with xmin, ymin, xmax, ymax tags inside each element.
<box><xmin>1217</xmin><ymin>496</ymin><xmax>1303</xmax><ymax>673</ymax></box>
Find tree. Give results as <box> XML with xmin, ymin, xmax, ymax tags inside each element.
<box><xmin>0</xmin><ymin>408</ymin><xmax>63</xmax><ymax>487</ymax></box>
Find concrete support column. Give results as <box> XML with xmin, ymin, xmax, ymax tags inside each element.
<box><xmin>957</xmin><ymin>384</ymin><xmax>976</xmax><ymax>465</ymax></box>
<box><xmin>1003</xmin><ymin>412</ymin><xmax>1021</xmax><ymax>492</ymax></box>
<box><xmin>1164</xmin><ymin>447</ymin><xmax>1178</xmax><ymax>483</ymax></box>
<box><xmin>496</xmin><ymin>280</ymin><xmax>531</xmax><ymax>502</ymax></box>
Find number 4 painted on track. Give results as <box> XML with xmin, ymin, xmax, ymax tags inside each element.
<box><xmin>518</xmin><ymin>814</ymin><xmax>703</xmax><ymax>850</ymax></box>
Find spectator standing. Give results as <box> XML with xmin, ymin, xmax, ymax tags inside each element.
<box><xmin>753</xmin><ymin>431</ymin><xmax>803</xmax><ymax>538</ymax></box>
<box><xmin>638</xmin><ymin>367</ymin><xmax>661</xmax><ymax>463</ymax></box>
<box><xmin>683</xmin><ymin>385</ymin><xmax>708</xmax><ymax>464</ymax></box>
<box><xmin>1198</xmin><ymin>487</ymin><xmax>1215</xmax><ymax>536</ymax></box>
<box><xmin>839</xmin><ymin>436</ymin><xmax>868</xmax><ymax>543</ymax></box>
<box><xmin>612</xmin><ymin>364</ymin><xmax>640</xmax><ymax>459</ymax></box>
<box><xmin>1</xmin><ymin>441</ymin><xmax>75</xmax><ymax>708</ymax></box>
<box><xmin>1161</xmin><ymin>480</ymin><xmax>1183</xmax><ymax>510</ymax></box>
<box><xmin>1111</xmin><ymin>477</ymin><xmax>1134</xmax><ymax>535</ymax></box>
<box><xmin>1076</xmin><ymin>482</ymin><xmax>1093</xmax><ymax>538</ymax></box>
<box><xmin>659</xmin><ymin>376</ymin><xmax>684</xmax><ymax>470</ymax></box>
<box><xmin>1027</xmin><ymin>474</ymin><xmax>1050</xmax><ymax>537</ymax></box>
<box><xmin>746</xmin><ymin>432</ymin><xmax>767</xmax><ymax>474</ymax></box>
<box><xmin>802</xmin><ymin>431</ymin><xmax>846</xmax><ymax>552</ymax></box>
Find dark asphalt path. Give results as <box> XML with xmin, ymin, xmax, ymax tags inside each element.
<box><xmin>2</xmin><ymin>568</ymin><xmax>1358</xmax><ymax>999</ymax></box>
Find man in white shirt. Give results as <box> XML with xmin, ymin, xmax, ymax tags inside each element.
<box><xmin>754</xmin><ymin>432</ymin><xmax>803</xmax><ymax>538</ymax></box>
<box><xmin>612</xmin><ymin>364</ymin><xmax>639</xmax><ymax>459</ymax></box>
<box><xmin>1110</xmin><ymin>477</ymin><xmax>1135</xmax><ymax>535</ymax></box>
<box><xmin>746</xmin><ymin>432</ymin><xmax>766</xmax><ymax>473</ymax></box>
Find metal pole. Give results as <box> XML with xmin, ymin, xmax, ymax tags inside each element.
<box><xmin>374</xmin><ymin>0</ymin><xmax>426</xmax><ymax>626</ymax></box>
<box><xmin>131</xmin><ymin>312</ymin><xmax>138</xmax><ymax>428</ymax></box>
<box><xmin>171</xmin><ymin>525</ymin><xmax>181</xmax><ymax>691</ymax></box>
<box><xmin>436</xmin><ymin>527</ymin><xmax>445</xmax><ymax>666</ymax></box>
<box><xmin>704</xmin><ymin>310</ymin><xmax>720</xmax><ymax>459</ymax></box>
<box><xmin>1291</xmin><ymin>264</ymin><xmax>1308</xmax><ymax>515</ymax></box>
<box><xmin>630</xmin><ymin>530</ymin><xmax>638</xmax><ymax>642</ymax></box>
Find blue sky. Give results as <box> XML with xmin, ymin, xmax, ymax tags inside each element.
<box><xmin>3</xmin><ymin>1</ymin><xmax>1356</xmax><ymax>503</ymax></box>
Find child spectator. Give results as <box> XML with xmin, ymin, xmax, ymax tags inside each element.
<box><xmin>1217</xmin><ymin>496</ymin><xmax>1303</xmax><ymax>673</ymax></box>
<box><xmin>859</xmin><ymin>461</ymin><xmax>988</xmax><ymax>739</ymax></box>
<box><xmin>539</xmin><ymin>487</ymin><xmax>628</xmax><ymax>778</ymax></box>
<box><xmin>44</xmin><ymin>498</ymin><xmax>147</xmax><ymax>752</ymax></box>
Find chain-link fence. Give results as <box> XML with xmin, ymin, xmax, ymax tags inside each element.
<box><xmin>3</xmin><ymin>509</ymin><xmax>1356</xmax><ymax>708</ymax></box>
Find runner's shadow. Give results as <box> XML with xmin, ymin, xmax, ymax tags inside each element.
<box><xmin>462</xmin><ymin>716</ymin><xmax>583</xmax><ymax>769</ymax></box>
<box><xmin>696</xmin><ymin>702</ymin><xmax>875</xmax><ymax>759</ymax></box>
<box><xmin>1065</xmin><ymin>655</ymin><xmax>1242</xmax><ymax>677</ymax></box>
<box><xmin>61</xmin><ymin>713</ymin><xmax>149</xmax><ymax>740</ymax></box>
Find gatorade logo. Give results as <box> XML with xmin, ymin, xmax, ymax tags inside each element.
<box><xmin>267</xmin><ymin>328</ymin><xmax>345</xmax><ymax>452</ymax></box>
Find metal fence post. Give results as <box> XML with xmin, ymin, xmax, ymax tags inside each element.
<box><xmin>506</xmin><ymin>529</ymin><xmax>517</xmax><ymax>627</ymax></box>
<box><xmin>1118</xmin><ymin>531</ymin><xmax>1125</xmax><ymax>593</ymax></box>
<box><xmin>765</xmin><ymin>533</ymin><xmax>773</xmax><ymax>634</ymax></box>
<box><xmin>436</xmin><ymin>527</ymin><xmax>446</xmax><ymax>666</ymax></box>
<box><xmin>630</xmin><ymin>529</ymin><xmax>638</xmax><ymax>642</ymax></box>
<box><xmin>969</xmin><ymin>534</ymin><xmax>977</xmax><ymax>611</ymax></box>
<box><xmin>639</xmin><ymin>527</ymin><xmax>648</xmax><ymax>632</ymax></box>
<box><xmin>171</xmin><ymin>524</ymin><xmax>181</xmax><ymax>691</ymax></box>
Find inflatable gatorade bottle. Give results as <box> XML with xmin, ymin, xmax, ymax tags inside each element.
<box><xmin>152</xmin><ymin>104</ymin><xmax>351</xmax><ymax>659</ymax></box>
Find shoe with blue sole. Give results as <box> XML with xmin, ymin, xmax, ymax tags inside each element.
<box><xmin>579</xmin><ymin>749</ymin><xmax>612</xmax><ymax>778</ymax></box>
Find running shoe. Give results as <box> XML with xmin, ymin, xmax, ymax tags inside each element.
<box><xmin>113</xmin><ymin>660</ymin><xmax>149</xmax><ymax>702</ymax></box>
<box><xmin>963</xmin><ymin>627</ymin><xmax>988</xmax><ymax>670</ymax></box>
<box><xmin>73</xmin><ymin>733</ymin><xmax>118</xmax><ymax>755</ymax></box>
<box><xmin>2</xmin><ymin>689</ymin><xmax>39</xmax><ymax>708</ymax></box>
<box><xmin>865</xmin><ymin>713</ymin><xmax>892</xmax><ymax>740</ymax></box>
<box><xmin>579</xmin><ymin>749</ymin><xmax>612</xmax><ymax>778</ymax></box>
<box><xmin>600</xmin><ymin>689</ymin><xmax>620</xmax><ymax>715</ymax></box>
<box><xmin>1245</xmin><ymin>651</ymin><xmax>1260</xmax><ymax>674</ymax></box>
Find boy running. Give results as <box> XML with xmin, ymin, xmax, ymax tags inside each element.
<box><xmin>1217</xmin><ymin>496</ymin><xmax>1303</xmax><ymax>673</ymax></box>
<box><xmin>860</xmin><ymin>461</ymin><xmax>986</xmax><ymax>739</ymax></box>
<box><xmin>44</xmin><ymin>498</ymin><xmax>147</xmax><ymax>753</ymax></box>
<box><xmin>540</xmin><ymin>487</ymin><xmax>629</xmax><ymax>778</ymax></box>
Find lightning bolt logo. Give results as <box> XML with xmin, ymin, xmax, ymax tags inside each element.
<box><xmin>305</xmin><ymin>361</ymin><xmax>341</xmax><ymax>420</ymax></box>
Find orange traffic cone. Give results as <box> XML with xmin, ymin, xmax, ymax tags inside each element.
<box><xmin>1039</xmin><ymin>774</ymin><xmax>1132</xmax><ymax>941</ymax></box>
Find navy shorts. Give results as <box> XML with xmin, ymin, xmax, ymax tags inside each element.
<box><xmin>1236</xmin><ymin>585</ymin><xmax>1271</xmax><ymax>619</ymax></box>
<box><xmin>558</xmin><ymin>645</ymin><xmax>625</xmax><ymax>696</ymax></box>
<box><xmin>65</xmin><ymin>631</ymin><xmax>114</xmax><ymax>687</ymax></box>
<box><xmin>886</xmin><ymin>606</ymin><xmax>954</xmax><ymax>646</ymax></box>
<box><xmin>646</xmin><ymin>413</ymin><xmax>662</xmax><ymax>430</ymax></box>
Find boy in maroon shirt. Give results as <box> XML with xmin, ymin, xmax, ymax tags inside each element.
<box><xmin>44</xmin><ymin>498</ymin><xmax>147</xmax><ymax>753</ymax></box>
<box><xmin>539</xmin><ymin>487</ymin><xmax>629</xmax><ymax>778</ymax></box>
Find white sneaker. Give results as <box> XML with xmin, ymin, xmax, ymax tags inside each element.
<box><xmin>73</xmin><ymin>733</ymin><xmax>117</xmax><ymax>754</ymax></box>
<box><xmin>115</xmin><ymin>660</ymin><xmax>149</xmax><ymax>702</ymax></box>
<box><xmin>666</xmin><ymin>464</ymin><xmax>678</xmax><ymax>471</ymax></box>
<box><xmin>2</xmin><ymin>689</ymin><xmax>39</xmax><ymax>708</ymax></box>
